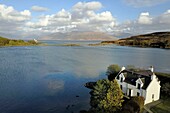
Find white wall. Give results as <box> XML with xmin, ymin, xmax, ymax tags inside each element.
<box><xmin>116</xmin><ymin>73</ymin><xmax>161</xmax><ymax>105</ymax></box>
<box><xmin>145</xmin><ymin>75</ymin><xmax>161</xmax><ymax>104</ymax></box>
<box><xmin>116</xmin><ymin>78</ymin><xmax>146</xmax><ymax>97</ymax></box>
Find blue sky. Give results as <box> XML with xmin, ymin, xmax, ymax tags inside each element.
<box><xmin>0</xmin><ymin>0</ymin><xmax>170</xmax><ymax>39</ymax></box>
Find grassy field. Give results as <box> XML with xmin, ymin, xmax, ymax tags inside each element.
<box><xmin>151</xmin><ymin>98</ymin><xmax>170</xmax><ymax>113</ymax></box>
<box><xmin>155</xmin><ymin>72</ymin><xmax>170</xmax><ymax>78</ymax></box>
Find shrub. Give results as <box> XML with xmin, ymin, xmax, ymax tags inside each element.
<box><xmin>122</xmin><ymin>100</ymin><xmax>140</xmax><ymax>113</ymax></box>
<box><xmin>90</xmin><ymin>79</ymin><xmax>124</xmax><ymax>113</ymax></box>
<box><xmin>106</xmin><ymin>64</ymin><xmax>121</xmax><ymax>81</ymax></box>
<box><xmin>0</xmin><ymin>37</ymin><xmax>10</xmax><ymax>46</ymax></box>
<box><xmin>131</xmin><ymin>96</ymin><xmax>145</xmax><ymax>112</ymax></box>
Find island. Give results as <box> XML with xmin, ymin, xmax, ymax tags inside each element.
<box><xmin>0</xmin><ymin>36</ymin><xmax>40</xmax><ymax>47</ymax></box>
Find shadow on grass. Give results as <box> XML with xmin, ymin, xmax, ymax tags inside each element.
<box><xmin>150</xmin><ymin>98</ymin><xmax>170</xmax><ymax>113</ymax></box>
<box><xmin>151</xmin><ymin>107</ymin><xmax>170</xmax><ymax>113</ymax></box>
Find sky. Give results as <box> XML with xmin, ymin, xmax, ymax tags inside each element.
<box><xmin>0</xmin><ymin>0</ymin><xmax>170</xmax><ymax>39</ymax></box>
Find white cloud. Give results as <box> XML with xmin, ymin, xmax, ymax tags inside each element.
<box><xmin>26</xmin><ymin>1</ymin><xmax>116</xmax><ymax>34</ymax></box>
<box><xmin>90</xmin><ymin>11</ymin><xmax>114</xmax><ymax>23</ymax></box>
<box><xmin>124</xmin><ymin>0</ymin><xmax>170</xmax><ymax>7</ymax></box>
<box><xmin>71</xmin><ymin>2</ymin><xmax>116</xmax><ymax>32</ymax></box>
<box><xmin>31</xmin><ymin>5</ymin><xmax>49</xmax><ymax>12</ymax></box>
<box><xmin>0</xmin><ymin>2</ymin><xmax>170</xmax><ymax>39</ymax></box>
<box><xmin>26</xmin><ymin>8</ymin><xmax>72</xmax><ymax>34</ymax></box>
<box><xmin>0</xmin><ymin>4</ymin><xmax>31</xmax><ymax>21</ymax></box>
<box><xmin>113</xmin><ymin>9</ymin><xmax>170</xmax><ymax>36</ymax></box>
<box><xmin>72</xmin><ymin>1</ymin><xmax>102</xmax><ymax>12</ymax></box>
<box><xmin>0</xmin><ymin>4</ymin><xmax>31</xmax><ymax>38</ymax></box>
<box><xmin>0</xmin><ymin>2</ymin><xmax>116</xmax><ymax>38</ymax></box>
<box><xmin>158</xmin><ymin>9</ymin><xmax>170</xmax><ymax>24</ymax></box>
<box><xmin>138</xmin><ymin>12</ymin><xmax>152</xmax><ymax>24</ymax></box>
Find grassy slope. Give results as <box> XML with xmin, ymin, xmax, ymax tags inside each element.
<box><xmin>116</xmin><ymin>32</ymin><xmax>170</xmax><ymax>48</ymax></box>
<box><xmin>0</xmin><ymin>36</ymin><xmax>39</xmax><ymax>46</ymax></box>
<box><xmin>150</xmin><ymin>72</ymin><xmax>170</xmax><ymax>113</ymax></box>
<box><xmin>151</xmin><ymin>98</ymin><xmax>170</xmax><ymax>113</ymax></box>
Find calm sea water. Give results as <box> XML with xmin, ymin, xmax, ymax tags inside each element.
<box><xmin>0</xmin><ymin>41</ymin><xmax>170</xmax><ymax>113</ymax></box>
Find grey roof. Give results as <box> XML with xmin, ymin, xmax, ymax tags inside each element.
<box><xmin>117</xmin><ymin>70</ymin><xmax>153</xmax><ymax>89</ymax></box>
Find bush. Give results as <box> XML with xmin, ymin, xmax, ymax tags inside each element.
<box><xmin>122</xmin><ymin>100</ymin><xmax>140</xmax><ymax>113</ymax></box>
<box><xmin>90</xmin><ymin>79</ymin><xmax>124</xmax><ymax>113</ymax></box>
<box><xmin>131</xmin><ymin>96</ymin><xmax>144</xmax><ymax>112</ymax></box>
<box><xmin>28</xmin><ymin>40</ymin><xmax>37</xmax><ymax>44</ymax></box>
<box><xmin>106</xmin><ymin>64</ymin><xmax>121</xmax><ymax>81</ymax></box>
<box><xmin>0</xmin><ymin>37</ymin><xmax>10</xmax><ymax>46</ymax></box>
<box><xmin>162</xmin><ymin>82</ymin><xmax>170</xmax><ymax>97</ymax></box>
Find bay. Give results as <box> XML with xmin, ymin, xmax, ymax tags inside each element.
<box><xmin>0</xmin><ymin>41</ymin><xmax>170</xmax><ymax>113</ymax></box>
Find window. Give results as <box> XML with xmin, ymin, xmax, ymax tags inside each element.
<box><xmin>117</xmin><ymin>75</ymin><xmax>120</xmax><ymax>80</ymax></box>
<box><xmin>120</xmin><ymin>85</ymin><xmax>122</xmax><ymax>90</ymax></box>
<box><xmin>137</xmin><ymin>83</ymin><xmax>141</xmax><ymax>89</ymax></box>
<box><xmin>120</xmin><ymin>77</ymin><xmax>123</xmax><ymax>82</ymax></box>
<box><xmin>152</xmin><ymin>94</ymin><xmax>154</xmax><ymax>100</ymax></box>
<box><xmin>128</xmin><ymin>89</ymin><xmax>131</xmax><ymax>96</ymax></box>
<box><xmin>137</xmin><ymin>92</ymin><xmax>140</xmax><ymax>96</ymax></box>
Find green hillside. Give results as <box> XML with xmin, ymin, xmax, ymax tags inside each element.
<box><xmin>0</xmin><ymin>36</ymin><xmax>39</xmax><ymax>46</ymax></box>
<box><xmin>117</xmin><ymin>32</ymin><xmax>170</xmax><ymax>48</ymax></box>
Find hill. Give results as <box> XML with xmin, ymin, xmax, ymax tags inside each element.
<box><xmin>40</xmin><ymin>31</ymin><xmax>117</xmax><ymax>41</ymax></box>
<box><xmin>108</xmin><ymin>32</ymin><xmax>170</xmax><ymax>48</ymax></box>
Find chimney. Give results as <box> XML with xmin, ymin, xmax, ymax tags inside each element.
<box><xmin>121</xmin><ymin>66</ymin><xmax>126</xmax><ymax>71</ymax></box>
<box><xmin>149</xmin><ymin>66</ymin><xmax>154</xmax><ymax>72</ymax></box>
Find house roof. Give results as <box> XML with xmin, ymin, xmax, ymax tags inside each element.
<box><xmin>117</xmin><ymin>69</ymin><xmax>153</xmax><ymax>89</ymax></box>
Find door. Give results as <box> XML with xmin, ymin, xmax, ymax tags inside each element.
<box><xmin>128</xmin><ymin>89</ymin><xmax>131</xmax><ymax>97</ymax></box>
<box><xmin>152</xmin><ymin>94</ymin><xmax>154</xmax><ymax>101</ymax></box>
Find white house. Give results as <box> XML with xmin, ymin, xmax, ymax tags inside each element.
<box><xmin>116</xmin><ymin>66</ymin><xmax>161</xmax><ymax>105</ymax></box>
<box><xmin>33</xmin><ymin>39</ymin><xmax>38</xmax><ymax>43</ymax></box>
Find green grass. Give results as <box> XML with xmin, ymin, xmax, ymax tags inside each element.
<box><xmin>151</xmin><ymin>98</ymin><xmax>170</xmax><ymax>113</ymax></box>
<box><xmin>155</xmin><ymin>72</ymin><xmax>170</xmax><ymax>78</ymax></box>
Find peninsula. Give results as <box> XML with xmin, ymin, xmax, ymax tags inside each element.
<box><xmin>100</xmin><ymin>32</ymin><xmax>170</xmax><ymax>49</ymax></box>
<box><xmin>0</xmin><ymin>36</ymin><xmax>40</xmax><ymax>47</ymax></box>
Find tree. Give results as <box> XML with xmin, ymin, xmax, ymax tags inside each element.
<box><xmin>90</xmin><ymin>79</ymin><xmax>124</xmax><ymax>113</ymax></box>
<box><xmin>162</xmin><ymin>82</ymin><xmax>170</xmax><ymax>97</ymax></box>
<box><xmin>0</xmin><ymin>37</ymin><xmax>10</xmax><ymax>46</ymax></box>
<box><xmin>106</xmin><ymin>64</ymin><xmax>121</xmax><ymax>81</ymax></box>
<box><xmin>90</xmin><ymin>79</ymin><xmax>110</xmax><ymax>108</ymax></box>
<box><xmin>100</xmin><ymin>80</ymin><xmax>124</xmax><ymax>113</ymax></box>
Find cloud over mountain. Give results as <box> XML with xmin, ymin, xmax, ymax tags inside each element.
<box><xmin>0</xmin><ymin>1</ymin><xmax>170</xmax><ymax>39</ymax></box>
<box><xmin>40</xmin><ymin>31</ymin><xmax>117</xmax><ymax>41</ymax></box>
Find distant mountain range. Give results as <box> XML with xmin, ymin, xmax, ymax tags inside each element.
<box><xmin>40</xmin><ymin>31</ymin><xmax>117</xmax><ymax>41</ymax></box>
